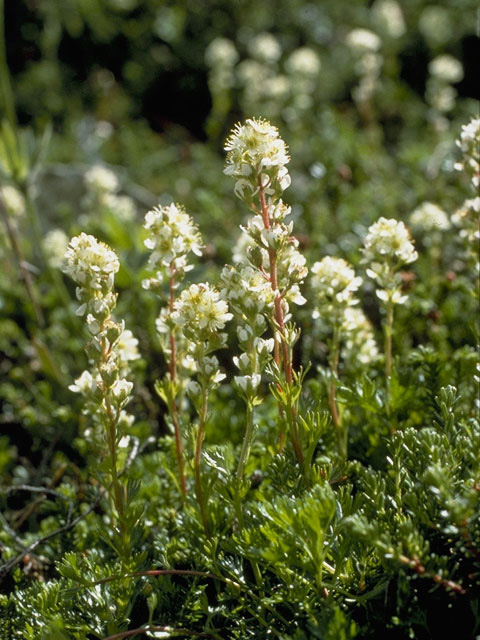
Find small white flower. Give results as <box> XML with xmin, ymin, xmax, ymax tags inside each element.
<box><xmin>111</xmin><ymin>378</ymin><xmax>133</xmax><ymax>400</ymax></box>
<box><xmin>186</xmin><ymin>380</ymin><xmax>201</xmax><ymax>397</ymax></box>
<box><xmin>234</xmin><ymin>373</ymin><xmax>261</xmax><ymax>394</ymax></box>
<box><xmin>116</xmin><ymin>329</ymin><xmax>140</xmax><ymax>362</ymax></box>
<box><xmin>69</xmin><ymin>370</ymin><xmax>95</xmax><ymax>394</ymax></box>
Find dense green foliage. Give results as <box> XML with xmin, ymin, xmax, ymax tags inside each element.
<box><xmin>1</xmin><ymin>1</ymin><xmax>479</xmax><ymax>639</ymax></box>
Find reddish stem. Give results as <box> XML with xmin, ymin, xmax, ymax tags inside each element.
<box><xmin>258</xmin><ymin>181</ymin><xmax>303</xmax><ymax>464</ymax></box>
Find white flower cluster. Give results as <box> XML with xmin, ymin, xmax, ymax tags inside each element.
<box><xmin>346</xmin><ymin>28</ymin><xmax>381</xmax><ymax>52</ymax></box>
<box><xmin>84</xmin><ymin>164</ymin><xmax>136</xmax><ymax>222</ymax></box>
<box><xmin>0</xmin><ymin>185</ymin><xmax>24</xmax><ymax>217</ymax></box>
<box><xmin>248</xmin><ymin>33</ymin><xmax>282</xmax><ymax>64</ymax></box>
<box><xmin>173</xmin><ymin>283</ymin><xmax>232</xmax><ymax>339</ymax></box>
<box><xmin>143</xmin><ymin>203</ymin><xmax>203</xmax><ymax>286</ymax></box>
<box><xmin>429</xmin><ymin>55</ymin><xmax>463</xmax><ymax>84</ymax></box>
<box><xmin>205</xmin><ymin>37</ymin><xmax>239</xmax><ymax>68</ymax></box>
<box><xmin>363</xmin><ymin>217</ymin><xmax>418</xmax><ymax>304</ymax></box>
<box><xmin>85</xmin><ymin>165</ymin><xmax>119</xmax><ymax>195</ymax></box>
<box><xmin>342</xmin><ymin>308</ymin><xmax>379</xmax><ymax>366</ymax></box>
<box><xmin>310</xmin><ymin>257</ymin><xmax>362</xmax><ymax>324</ymax></box>
<box><xmin>372</xmin><ymin>0</ymin><xmax>405</xmax><ymax>38</ymax></box>
<box><xmin>455</xmin><ymin>118</ymin><xmax>480</xmax><ymax>189</ymax></box>
<box><xmin>64</xmin><ymin>234</ymin><xmax>138</xmax><ymax>436</ymax></box>
<box><xmin>42</xmin><ymin>229</ymin><xmax>69</xmax><ymax>269</ymax></box>
<box><xmin>409</xmin><ymin>202</ymin><xmax>451</xmax><ymax>233</ymax></box>
<box><xmin>346</xmin><ymin>28</ymin><xmax>383</xmax><ymax>108</ymax></box>
<box><xmin>63</xmin><ymin>233</ymin><xmax>120</xmax><ymax>316</ymax></box>
<box><xmin>285</xmin><ymin>47</ymin><xmax>321</xmax><ymax>77</ymax></box>
<box><xmin>426</xmin><ymin>55</ymin><xmax>463</xmax><ymax>115</ymax></box>
<box><xmin>224</xmin><ymin>118</ymin><xmax>291</xmax><ymax>200</ymax></box>
<box><xmin>221</xmin><ymin>265</ymin><xmax>274</xmax><ymax>397</ymax></box>
<box><xmin>419</xmin><ymin>6</ymin><xmax>450</xmax><ymax>46</ymax></box>
<box><xmin>205</xmin><ymin>37</ymin><xmax>239</xmax><ymax>91</ymax></box>
<box><xmin>172</xmin><ymin>283</ymin><xmax>232</xmax><ymax>393</ymax></box>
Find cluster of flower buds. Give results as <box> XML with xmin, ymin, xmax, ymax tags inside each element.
<box><xmin>143</xmin><ymin>203</ymin><xmax>203</xmax><ymax>289</ymax></box>
<box><xmin>362</xmin><ymin>217</ymin><xmax>418</xmax><ymax>305</ymax></box>
<box><xmin>171</xmin><ymin>283</ymin><xmax>232</xmax><ymax>400</ymax></box>
<box><xmin>341</xmin><ymin>307</ymin><xmax>379</xmax><ymax>367</ymax></box>
<box><xmin>224</xmin><ymin>118</ymin><xmax>291</xmax><ymax>201</ymax></box>
<box><xmin>310</xmin><ymin>256</ymin><xmax>362</xmax><ymax>327</ymax></box>
<box><xmin>221</xmin><ymin>265</ymin><xmax>274</xmax><ymax>398</ymax></box>
<box><xmin>63</xmin><ymin>233</ymin><xmax>138</xmax><ymax>427</ymax></box>
<box><xmin>241</xmin><ymin>203</ymin><xmax>307</xmax><ymax>313</ymax></box>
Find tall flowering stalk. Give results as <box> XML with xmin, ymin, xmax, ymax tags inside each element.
<box><xmin>310</xmin><ymin>257</ymin><xmax>362</xmax><ymax>458</ymax></box>
<box><xmin>453</xmin><ymin>118</ymin><xmax>480</xmax><ymax>293</ymax></box>
<box><xmin>172</xmin><ymin>283</ymin><xmax>232</xmax><ymax>534</ymax></box>
<box><xmin>221</xmin><ymin>265</ymin><xmax>274</xmax><ymax>524</ymax></box>
<box><xmin>224</xmin><ymin>118</ymin><xmax>307</xmax><ymax>463</ymax></box>
<box><xmin>143</xmin><ymin>203</ymin><xmax>203</xmax><ymax>497</ymax></box>
<box><xmin>362</xmin><ymin>218</ymin><xmax>417</xmax><ymax>419</ymax></box>
<box><xmin>63</xmin><ymin>233</ymin><xmax>138</xmax><ymax>566</ymax></box>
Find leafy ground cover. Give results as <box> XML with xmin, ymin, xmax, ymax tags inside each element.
<box><xmin>0</xmin><ymin>1</ymin><xmax>479</xmax><ymax>638</ymax></box>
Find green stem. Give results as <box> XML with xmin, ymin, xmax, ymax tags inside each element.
<box><xmin>384</xmin><ymin>298</ymin><xmax>394</xmax><ymax>424</ymax></box>
<box><xmin>328</xmin><ymin>325</ymin><xmax>346</xmax><ymax>459</ymax></box>
<box><xmin>169</xmin><ymin>274</ymin><xmax>187</xmax><ymax>497</ymax></box>
<box><xmin>194</xmin><ymin>384</ymin><xmax>210</xmax><ymax>535</ymax></box>
<box><xmin>234</xmin><ymin>400</ymin><xmax>254</xmax><ymax>528</ymax></box>
<box><xmin>101</xmin><ymin>331</ymin><xmax>129</xmax><ymax>566</ymax></box>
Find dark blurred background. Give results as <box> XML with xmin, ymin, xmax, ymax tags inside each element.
<box><xmin>5</xmin><ymin>0</ymin><xmax>479</xmax><ymax>141</ymax></box>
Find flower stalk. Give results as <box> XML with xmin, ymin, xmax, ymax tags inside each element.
<box><xmin>362</xmin><ymin>217</ymin><xmax>418</xmax><ymax>426</ymax></box>
<box><xmin>224</xmin><ymin>118</ymin><xmax>308</xmax><ymax>465</ymax></box>
<box><xmin>142</xmin><ymin>203</ymin><xmax>203</xmax><ymax>498</ymax></box>
<box><xmin>63</xmin><ymin>233</ymin><xmax>139</xmax><ymax>566</ymax></box>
